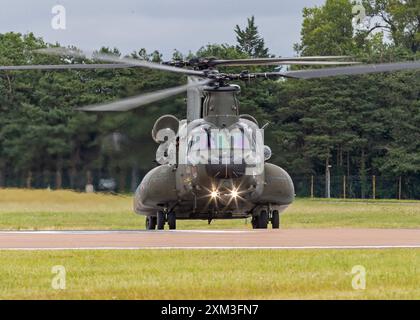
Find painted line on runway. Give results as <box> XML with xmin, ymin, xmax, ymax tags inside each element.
<box><xmin>1</xmin><ymin>245</ymin><xmax>419</xmax><ymax>251</ymax></box>
<box><xmin>0</xmin><ymin>230</ymin><xmax>252</xmax><ymax>235</ymax></box>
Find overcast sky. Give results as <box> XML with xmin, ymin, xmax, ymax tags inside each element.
<box><xmin>0</xmin><ymin>0</ymin><xmax>325</xmax><ymax>59</ymax></box>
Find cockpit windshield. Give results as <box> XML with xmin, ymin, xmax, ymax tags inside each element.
<box><xmin>186</xmin><ymin>120</ymin><xmax>263</xmax><ymax>167</ymax></box>
<box><xmin>188</xmin><ymin>121</ymin><xmax>259</xmax><ymax>152</ymax></box>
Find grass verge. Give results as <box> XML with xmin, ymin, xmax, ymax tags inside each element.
<box><xmin>0</xmin><ymin>189</ymin><xmax>419</xmax><ymax>230</ymax></box>
<box><xmin>0</xmin><ymin>249</ymin><xmax>418</xmax><ymax>300</ymax></box>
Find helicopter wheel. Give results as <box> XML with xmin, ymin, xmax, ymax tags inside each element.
<box><xmin>167</xmin><ymin>212</ymin><xmax>176</xmax><ymax>230</ymax></box>
<box><xmin>251</xmin><ymin>216</ymin><xmax>258</xmax><ymax>229</ymax></box>
<box><xmin>157</xmin><ymin>211</ymin><xmax>166</xmax><ymax>230</ymax></box>
<box><xmin>271</xmin><ymin>210</ymin><xmax>280</xmax><ymax>229</ymax></box>
<box><xmin>252</xmin><ymin>211</ymin><xmax>269</xmax><ymax>229</ymax></box>
<box><xmin>146</xmin><ymin>216</ymin><xmax>157</xmax><ymax>230</ymax></box>
<box><xmin>258</xmin><ymin>210</ymin><xmax>269</xmax><ymax>229</ymax></box>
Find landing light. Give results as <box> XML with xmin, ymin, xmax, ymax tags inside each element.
<box><xmin>211</xmin><ymin>190</ymin><xmax>219</xmax><ymax>198</ymax></box>
<box><xmin>231</xmin><ymin>189</ymin><xmax>239</xmax><ymax>198</ymax></box>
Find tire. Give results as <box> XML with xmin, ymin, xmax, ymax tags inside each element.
<box><xmin>146</xmin><ymin>216</ymin><xmax>157</xmax><ymax>230</ymax></box>
<box><xmin>258</xmin><ymin>210</ymin><xmax>268</xmax><ymax>229</ymax></box>
<box><xmin>167</xmin><ymin>212</ymin><xmax>176</xmax><ymax>230</ymax></box>
<box><xmin>251</xmin><ymin>217</ymin><xmax>258</xmax><ymax>229</ymax></box>
<box><xmin>145</xmin><ymin>217</ymin><xmax>150</xmax><ymax>230</ymax></box>
<box><xmin>157</xmin><ymin>211</ymin><xmax>166</xmax><ymax>230</ymax></box>
<box><xmin>271</xmin><ymin>210</ymin><xmax>280</xmax><ymax>229</ymax></box>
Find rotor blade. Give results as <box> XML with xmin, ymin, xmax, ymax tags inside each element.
<box><xmin>77</xmin><ymin>79</ymin><xmax>212</xmax><ymax>112</ymax></box>
<box><xmin>0</xmin><ymin>64</ymin><xmax>136</xmax><ymax>71</ymax></box>
<box><xmin>276</xmin><ymin>61</ymin><xmax>360</xmax><ymax>66</ymax></box>
<box><xmin>283</xmin><ymin>61</ymin><xmax>420</xmax><ymax>79</ymax></box>
<box><xmin>37</xmin><ymin>47</ymin><xmax>206</xmax><ymax>77</ymax></box>
<box><xmin>210</xmin><ymin>56</ymin><xmax>352</xmax><ymax>67</ymax></box>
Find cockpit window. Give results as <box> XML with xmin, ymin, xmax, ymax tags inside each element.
<box><xmin>187</xmin><ymin>121</ymin><xmax>259</xmax><ymax>152</ymax></box>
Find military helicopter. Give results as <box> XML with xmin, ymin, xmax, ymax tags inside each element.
<box><xmin>2</xmin><ymin>48</ymin><xmax>420</xmax><ymax>230</ymax></box>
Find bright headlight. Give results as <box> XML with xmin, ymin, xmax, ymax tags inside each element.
<box><xmin>231</xmin><ymin>189</ymin><xmax>239</xmax><ymax>198</ymax></box>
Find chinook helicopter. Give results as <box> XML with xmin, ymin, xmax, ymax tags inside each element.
<box><xmin>2</xmin><ymin>48</ymin><xmax>420</xmax><ymax>230</ymax></box>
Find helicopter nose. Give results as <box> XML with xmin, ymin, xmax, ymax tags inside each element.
<box><xmin>205</xmin><ymin>164</ymin><xmax>247</xmax><ymax>179</ymax></box>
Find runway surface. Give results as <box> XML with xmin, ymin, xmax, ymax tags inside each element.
<box><xmin>0</xmin><ymin>228</ymin><xmax>419</xmax><ymax>250</ymax></box>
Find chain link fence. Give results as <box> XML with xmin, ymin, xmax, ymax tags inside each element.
<box><xmin>0</xmin><ymin>170</ymin><xmax>141</xmax><ymax>193</ymax></box>
<box><xmin>1</xmin><ymin>170</ymin><xmax>420</xmax><ymax>200</ymax></box>
<box><xmin>293</xmin><ymin>175</ymin><xmax>420</xmax><ymax>200</ymax></box>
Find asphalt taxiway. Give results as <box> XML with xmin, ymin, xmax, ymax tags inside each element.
<box><xmin>0</xmin><ymin>228</ymin><xmax>419</xmax><ymax>250</ymax></box>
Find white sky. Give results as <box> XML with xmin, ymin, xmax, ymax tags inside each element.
<box><xmin>0</xmin><ymin>0</ymin><xmax>326</xmax><ymax>59</ymax></box>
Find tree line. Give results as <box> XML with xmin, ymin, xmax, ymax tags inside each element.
<box><xmin>0</xmin><ymin>0</ymin><xmax>419</xmax><ymax>198</ymax></box>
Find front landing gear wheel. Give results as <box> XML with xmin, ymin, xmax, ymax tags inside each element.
<box><xmin>157</xmin><ymin>211</ymin><xmax>166</xmax><ymax>230</ymax></box>
<box><xmin>271</xmin><ymin>210</ymin><xmax>280</xmax><ymax>229</ymax></box>
<box><xmin>252</xmin><ymin>211</ymin><xmax>269</xmax><ymax>229</ymax></box>
<box><xmin>258</xmin><ymin>210</ymin><xmax>269</xmax><ymax>229</ymax></box>
<box><xmin>146</xmin><ymin>216</ymin><xmax>157</xmax><ymax>230</ymax></box>
<box><xmin>167</xmin><ymin>212</ymin><xmax>176</xmax><ymax>230</ymax></box>
<box><xmin>251</xmin><ymin>217</ymin><xmax>258</xmax><ymax>229</ymax></box>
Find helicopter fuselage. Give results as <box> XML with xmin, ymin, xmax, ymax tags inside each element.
<box><xmin>133</xmin><ymin>84</ymin><xmax>295</xmax><ymax>228</ymax></box>
<box><xmin>134</xmin><ymin>162</ymin><xmax>294</xmax><ymax>220</ymax></box>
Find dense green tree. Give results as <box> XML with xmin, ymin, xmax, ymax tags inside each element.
<box><xmin>361</xmin><ymin>0</ymin><xmax>420</xmax><ymax>53</ymax></box>
<box><xmin>0</xmin><ymin>0</ymin><xmax>419</xmax><ymax>198</ymax></box>
<box><xmin>235</xmin><ymin>16</ymin><xmax>270</xmax><ymax>58</ymax></box>
<box><xmin>280</xmin><ymin>0</ymin><xmax>419</xmax><ymax>198</ymax></box>
<box><xmin>294</xmin><ymin>0</ymin><xmax>355</xmax><ymax>56</ymax></box>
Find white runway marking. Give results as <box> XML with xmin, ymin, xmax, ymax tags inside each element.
<box><xmin>1</xmin><ymin>245</ymin><xmax>420</xmax><ymax>251</ymax></box>
<box><xmin>0</xmin><ymin>230</ymin><xmax>251</xmax><ymax>235</ymax></box>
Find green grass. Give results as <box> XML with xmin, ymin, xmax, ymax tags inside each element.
<box><xmin>0</xmin><ymin>190</ymin><xmax>418</xmax><ymax>300</ymax></box>
<box><xmin>0</xmin><ymin>189</ymin><xmax>419</xmax><ymax>230</ymax></box>
<box><xmin>0</xmin><ymin>249</ymin><xmax>418</xmax><ymax>300</ymax></box>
